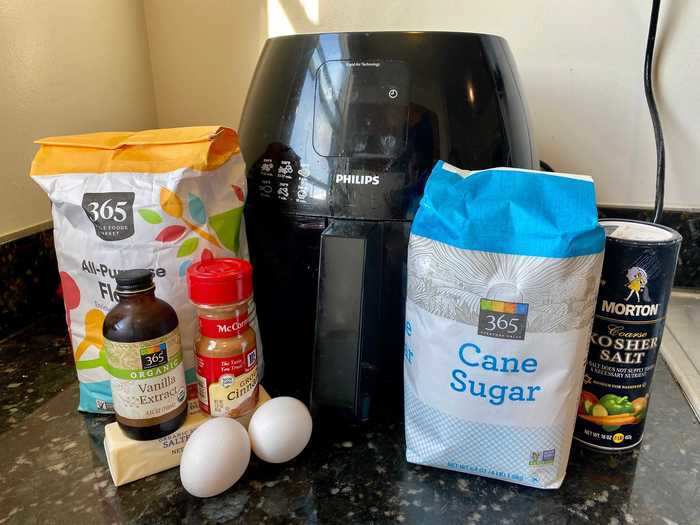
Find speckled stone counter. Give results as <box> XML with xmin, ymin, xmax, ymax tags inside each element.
<box><xmin>1</xmin><ymin>315</ymin><xmax>698</xmax><ymax>525</ymax></box>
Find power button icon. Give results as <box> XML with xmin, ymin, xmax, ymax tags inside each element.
<box><xmin>388</xmin><ymin>88</ymin><xmax>398</xmax><ymax>99</ymax></box>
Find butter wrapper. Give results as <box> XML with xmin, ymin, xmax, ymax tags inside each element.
<box><xmin>105</xmin><ymin>386</ymin><xmax>269</xmax><ymax>486</ymax></box>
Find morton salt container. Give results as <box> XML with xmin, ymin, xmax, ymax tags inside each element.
<box><xmin>574</xmin><ymin>219</ymin><xmax>681</xmax><ymax>452</ymax></box>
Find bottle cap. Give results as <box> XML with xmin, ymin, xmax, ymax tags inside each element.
<box><xmin>115</xmin><ymin>269</ymin><xmax>154</xmax><ymax>293</ymax></box>
<box><xmin>187</xmin><ymin>258</ymin><xmax>253</xmax><ymax>305</ymax></box>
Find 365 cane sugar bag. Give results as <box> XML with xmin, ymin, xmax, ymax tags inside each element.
<box><xmin>404</xmin><ymin>161</ymin><xmax>605</xmax><ymax>489</ymax></box>
<box><xmin>31</xmin><ymin>127</ymin><xmax>251</xmax><ymax>413</ymax></box>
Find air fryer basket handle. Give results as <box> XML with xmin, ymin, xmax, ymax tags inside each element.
<box><xmin>311</xmin><ymin>220</ymin><xmax>381</xmax><ymax>421</ymax></box>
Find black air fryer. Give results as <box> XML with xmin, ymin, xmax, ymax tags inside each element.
<box><xmin>239</xmin><ymin>32</ymin><xmax>536</xmax><ymax>422</ymax></box>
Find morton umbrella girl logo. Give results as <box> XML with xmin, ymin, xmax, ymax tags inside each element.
<box><xmin>625</xmin><ymin>267</ymin><xmax>648</xmax><ymax>302</ymax></box>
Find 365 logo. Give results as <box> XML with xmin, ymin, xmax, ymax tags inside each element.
<box><xmin>82</xmin><ymin>192</ymin><xmax>135</xmax><ymax>241</ymax></box>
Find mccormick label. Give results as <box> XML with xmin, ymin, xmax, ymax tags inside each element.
<box><xmin>199</xmin><ymin>315</ymin><xmax>249</xmax><ymax>338</ymax></box>
<box><xmin>195</xmin><ymin>316</ymin><xmax>259</xmax><ymax>417</ymax></box>
<box><xmin>574</xmin><ymin>220</ymin><xmax>681</xmax><ymax>451</ymax></box>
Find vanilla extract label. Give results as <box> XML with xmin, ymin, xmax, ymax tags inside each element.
<box><xmin>105</xmin><ymin>329</ymin><xmax>187</xmax><ymax>420</ymax></box>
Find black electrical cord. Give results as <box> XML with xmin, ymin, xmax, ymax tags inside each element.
<box><xmin>539</xmin><ymin>160</ymin><xmax>555</xmax><ymax>172</ymax></box>
<box><xmin>645</xmin><ymin>0</ymin><xmax>665</xmax><ymax>224</ymax></box>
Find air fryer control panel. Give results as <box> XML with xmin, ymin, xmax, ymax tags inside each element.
<box><xmin>313</xmin><ymin>60</ymin><xmax>410</xmax><ymax>159</ymax></box>
<box><xmin>246</xmin><ymin>59</ymin><xmax>418</xmax><ymax>220</ymax></box>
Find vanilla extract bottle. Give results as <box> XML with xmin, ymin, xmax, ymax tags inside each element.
<box><xmin>103</xmin><ymin>269</ymin><xmax>187</xmax><ymax>440</ymax></box>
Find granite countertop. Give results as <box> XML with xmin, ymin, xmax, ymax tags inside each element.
<box><xmin>0</xmin><ymin>315</ymin><xmax>698</xmax><ymax>525</ymax></box>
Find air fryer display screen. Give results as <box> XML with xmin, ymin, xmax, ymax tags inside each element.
<box><xmin>313</xmin><ymin>60</ymin><xmax>410</xmax><ymax>158</ymax></box>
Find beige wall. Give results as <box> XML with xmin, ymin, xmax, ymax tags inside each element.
<box><xmin>0</xmin><ymin>0</ymin><xmax>157</xmax><ymax>240</ymax></box>
<box><xmin>143</xmin><ymin>0</ymin><xmax>266</xmax><ymax>129</ymax></box>
<box><xmin>144</xmin><ymin>0</ymin><xmax>700</xmax><ymax>209</ymax></box>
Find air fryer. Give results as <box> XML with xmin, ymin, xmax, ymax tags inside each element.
<box><xmin>239</xmin><ymin>31</ymin><xmax>537</xmax><ymax>422</ymax></box>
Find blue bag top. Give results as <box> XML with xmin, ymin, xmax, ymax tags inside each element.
<box><xmin>412</xmin><ymin>161</ymin><xmax>605</xmax><ymax>258</ymax></box>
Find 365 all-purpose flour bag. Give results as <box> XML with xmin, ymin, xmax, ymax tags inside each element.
<box><xmin>404</xmin><ymin>161</ymin><xmax>605</xmax><ymax>489</ymax></box>
<box><xmin>31</xmin><ymin>127</ymin><xmax>250</xmax><ymax>413</ymax></box>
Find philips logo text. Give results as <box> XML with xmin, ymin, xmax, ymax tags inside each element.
<box><xmin>335</xmin><ymin>174</ymin><xmax>380</xmax><ymax>185</ymax></box>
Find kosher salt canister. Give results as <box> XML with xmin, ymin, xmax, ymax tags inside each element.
<box><xmin>574</xmin><ymin>219</ymin><xmax>681</xmax><ymax>452</ymax></box>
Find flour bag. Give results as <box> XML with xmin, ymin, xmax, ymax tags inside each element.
<box><xmin>404</xmin><ymin>161</ymin><xmax>605</xmax><ymax>489</ymax></box>
<box><xmin>31</xmin><ymin>127</ymin><xmax>251</xmax><ymax>413</ymax></box>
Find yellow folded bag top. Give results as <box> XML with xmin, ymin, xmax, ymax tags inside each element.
<box><xmin>31</xmin><ymin>126</ymin><xmax>239</xmax><ymax>176</ymax></box>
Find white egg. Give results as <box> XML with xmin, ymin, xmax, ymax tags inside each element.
<box><xmin>248</xmin><ymin>396</ymin><xmax>312</xmax><ymax>463</ymax></box>
<box><xmin>180</xmin><ymin>417</ymin><xmax>250</xmax><ymax>498</ymax></box>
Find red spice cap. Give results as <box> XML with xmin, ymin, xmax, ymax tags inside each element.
<box><xmin>187</xmin><ymin>258</ymin><xmax>253</xmax><ymax>305</ymax></box>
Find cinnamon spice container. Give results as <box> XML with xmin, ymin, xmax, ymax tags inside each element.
<box><xmin>187</xmin><ymin>258</ymin><xmax>259</xmax><ymax>417</ymax></box>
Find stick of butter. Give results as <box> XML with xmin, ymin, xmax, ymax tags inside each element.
<box><xmin>104</xmin><ymin>386</ymin><xmax>270</xmax><ymax>486</ymax></box>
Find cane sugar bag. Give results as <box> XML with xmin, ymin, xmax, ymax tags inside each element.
<box><xmin>404</xmin><ymin>161</ymin><xmax>604</xmax><ymax>489</ymax></box>
<box><xmin>31</xmin><ymin>127</ymin><xmax>249</xmax><ymax>413</ymax></box>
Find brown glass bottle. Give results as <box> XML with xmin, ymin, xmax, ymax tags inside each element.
<box><xmin>103</xmin><ymin>269</ymin><xmax>187</xmax><ymax>440</ymax></box>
